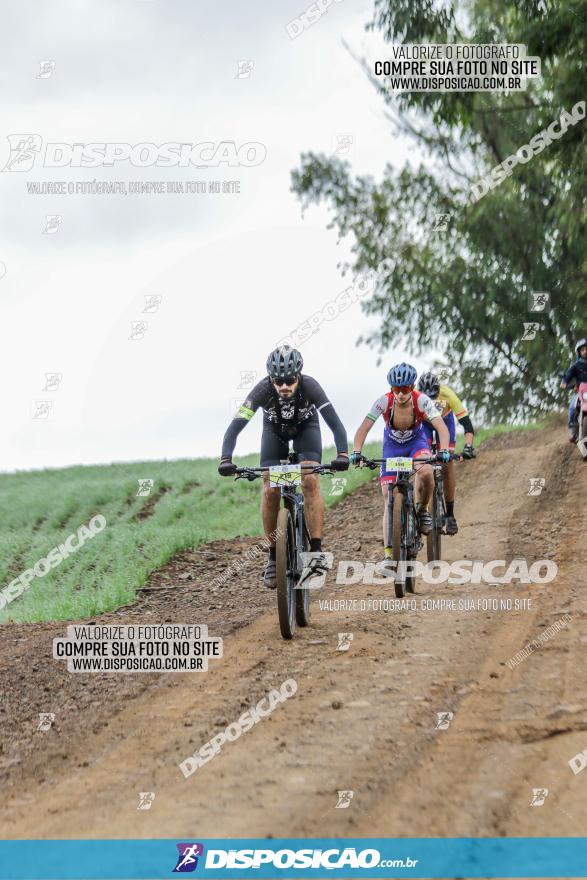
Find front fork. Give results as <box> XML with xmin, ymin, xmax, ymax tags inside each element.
<box><xmin>282</xmin><ymin>490</ymin><xmax>305</xmax><ymax>578</ymax></box>
<box><xmin>405</xmin><ymin>483</ymin><xmax>421</xmax><ymax>553</ymax></box>
<box><xmin>390</xmin><ymin>483</ymin><xmax>420</xmax><ymax>554</ymax></box>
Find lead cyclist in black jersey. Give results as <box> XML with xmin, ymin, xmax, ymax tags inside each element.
<box><xmin>218</xmin><ymin>346</ymin><xmax>349</xmax><ymax>587</ymax></box>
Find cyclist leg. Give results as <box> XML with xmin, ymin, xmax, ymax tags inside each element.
<box><xmin>569</xmin><ymin>394</ymin><xmax>579</xmax><ymax>441</ymax></box>
<box><xmin>380</xmin><ymin>432</ymin><xmax>432</xmax><ymax>539</ymax></box>
<box><xmin>442</xmin><ymin>413</ymin><xmax>458</xmax><ymax>534</ymax></box>
<box><xmin>379</xmin><ymin>434</ymin><xmax>405</xmax><ymax>556</ymax></box>
<box><xmin>294</xmin><ymin>416</ymin><xmax>323</xmax><ymax>550</ymax></box>
<box><xmin>412</xmin><ymin>446</ymin><xmax>434</xmax><ymax>510</ymax></box>
<box><xmin>412</xmin><ymin>438</ymin><xmax>434</xmax><ymax>534</ymax></box>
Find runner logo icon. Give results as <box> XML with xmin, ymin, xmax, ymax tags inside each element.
<box><xmin>2</xmin><ymin>134</ymin><xmax>42</xmax><ymax>171</ymax></box>
<box><xmin>173</xmin><ymin>843</ymin><xmax>204</xmax><ymax>872</ymax></box>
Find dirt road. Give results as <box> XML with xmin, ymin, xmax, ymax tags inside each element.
<box><xmin>1</xmin><ymin>425</ymin><xmax>586</xmax><ymax>840</ymax></box>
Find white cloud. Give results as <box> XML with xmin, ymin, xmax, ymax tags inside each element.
<box><xmin>0</xmin><ymin>0</ymin><xmax>434</xmax><ymax>471</ymax></box>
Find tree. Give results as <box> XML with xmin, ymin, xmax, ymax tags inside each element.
<box><xmin>291</xmin><ymin>0</ymin><xmax>587</xmax><ymax>422</ymax></box>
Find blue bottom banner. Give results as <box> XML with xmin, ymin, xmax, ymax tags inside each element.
<box><xmin>1</xmin><ymin>837</ymin><xmax>587</xmax><ymax>879</ymax></box>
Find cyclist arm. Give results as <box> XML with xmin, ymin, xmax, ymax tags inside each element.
<box><xmin>220</xmin><ymin>381</ymin><xmax>267</xmax><ymax>460</ymax></box>
<box><xmin>429</xmin><ymin>415</ymin><xmax>450</xmax><ymax>449</ymax></box>
<box><xmin>319</xmin><ymin>404</ymin><xmax>348</xmax><ymax>455</ymax></box>
<box><xmin>561</xmin><ymin>364</ymin><xmax>577</xmax><ymax>389</ymax></box>
<box><xmin>353</xmin><ymin>416</ymin><xmax>376</xmax><ymax>452</ymax></box>
<box><xmin>443</xmin><ymin>385</ymin><xmax>474</xmax><ymax>445</ymax></box>
<box><xmin>458</xmin><ymin>415</ymin><xmax>475</xmax><ymax>446</ymax></box>
<box><xmin>304</xmin><ymin>377</ymin><xmax>348</xmax><ymax>455</ymax></box>
<box><xmin>418</xmin><ymin>392</ymin><xmax>450</xmax><ymax>449</ymax></box>
<box><xmin>353</xmin><ymin>393</ymin><xmax>387</xmax><ymax>451</ymax></box>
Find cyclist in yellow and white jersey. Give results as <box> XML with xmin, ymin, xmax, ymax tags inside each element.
<box><xmin>417</xmin><ymin>371</ymin><xmax>476</xmax><ymax>535</ymax></box>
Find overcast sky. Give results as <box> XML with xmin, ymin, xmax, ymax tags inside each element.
<box><xmin>0</xmin><ymin>0</ymin><xmax>438</xmax><ymax>471</ymax></box>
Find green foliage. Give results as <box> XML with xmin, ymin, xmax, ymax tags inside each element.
<box><xmin>292</xmin><ymin>0</ymin><xmax>587</xmax><ymax>421</ymax></box>
<box><xmin>0</xmin><ymin>446</ymin><xmax>379</xmax><ymax>624</ymax></box>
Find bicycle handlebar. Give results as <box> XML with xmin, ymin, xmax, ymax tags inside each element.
<box><xmin>358</xmin><ymin>453</ymin><xmax>464</xmax><ymax>470</ymax></box>
<box><xmin>234</xmin><ymin>464</ymin><xmax>335</xmax><ymax>481</ymax></box>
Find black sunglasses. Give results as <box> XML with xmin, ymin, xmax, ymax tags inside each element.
<box><xmin>272</xmin><ymin>376</ymin><xmax>298</xmax><ymax>387</ymax></box>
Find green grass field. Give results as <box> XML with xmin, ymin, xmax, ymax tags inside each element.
<box><xmin>0</xmin><ymin>424</ymin><xmax>536</xmax><ymax>624</ymax></box>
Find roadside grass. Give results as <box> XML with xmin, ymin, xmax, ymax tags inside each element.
<box><xmin>0</xmin><ymin>422</ymin><xmax>540</xmax><ymax>624</ymax></box>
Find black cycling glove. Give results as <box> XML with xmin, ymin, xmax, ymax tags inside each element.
<box><xmin>218</xmin><ymin>458</ymin><xmax>237</xmax><ymax>476</ymax></box>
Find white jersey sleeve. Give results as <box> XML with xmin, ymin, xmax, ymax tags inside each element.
<box><xmin>415</xmin><ymin>391</ymin><xmax>439</xmax><ymax>422</ymax></box>
<box><xmin>366</xmin><ymin>393</ymin><xmax>389</xmax><ymax>422</ymax></box>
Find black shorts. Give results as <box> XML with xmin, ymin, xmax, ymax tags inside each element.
<box><xmin>260</xmin><ymin>414</ymin><xmax>322</xmax><ymax>466</ymax></box>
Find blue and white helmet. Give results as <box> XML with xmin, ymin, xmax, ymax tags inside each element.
<box><xmin>575</xmin><ymin>338</ymin><xmax>587</xmax><ymax>355</ymax></box>
<box><xmin>387</xmin><ymin>362</ymin><xmax>417</xmax><ymax>387</ymax></box>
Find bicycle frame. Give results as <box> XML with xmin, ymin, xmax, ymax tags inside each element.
<box><xmin>429</xmin><ymin>441</ymin><xmax>447</xmax><ymax>532</ymax></box>
<box><xmin>233</xmin><ymin>451</ymin><xmax>335</xmax><ymax>639</ymax></box>
<box><xmin>385</xmin><ymin>470</ymin><xmax>418</xmax><ymax>553</ymax></box>
<box><xmin>279</xmin><ymin>456</ymin><xmax>312</xmax><ymax>581</ymax></box>
<box><xmin>360</xmin><ymin>452</ymin><xmax>459</xmax><ymax>582</ymax></box>
<box><xmin>235</xmin><ymin>451</ymin><xmax>318</xmax><ymax>574</ymax></box>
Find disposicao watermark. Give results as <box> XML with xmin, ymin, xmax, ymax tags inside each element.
<box><xmin>506</xmin><ymin>614</ymin><xmax>571</xmax><ymax>669</ymax></box>
<box><xmin>210</xmin><ymin>528</ymin><xmax>282</xmax><ymax>589</ymax></box>
<box><xmin>179</xmin><ymin>678</ymin><xmax>297</xmax><ymax>778</ymax></box>
<box><xmin>276</xmin><ymin>257</ymin><xmax>392</xmax><ymax>350</ymax></box>
<box><xmin>0</xmin><ymin>514</ymin><xmax>107</xmax><ymax>610</ymax></box>
<box><xmin>469</xmin><ymin>102</ymin><xmax>585</xmax><ymax>203</ymax></box>
<box><xmin>2</xmin><ymin>137</ymin><xmax>267</xmax><ymax>171</ymax></box>
<box><xmin>285</xmin><ymin>0</ymin><xmax>344</xmax><ymax>40</ymax></box>
<box><xmin>332</xmin><ymin>557</ymin><xmax>557</xmax><ymax>586</ymax></box>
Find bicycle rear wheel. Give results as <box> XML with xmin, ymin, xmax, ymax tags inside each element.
<box><xmin>276</xmin><ymin>507</ymin><xmax>296</xmax><ymax>639</ymax></box>
<box><xmin>295</xmin><ymin>519</ymin><xmax>311</xmax><ymax>627</ymax></box>
<box><xmin>391</xmin><ymin>487</ymin><xmax>406</xmax><ymax>598</ymax></box>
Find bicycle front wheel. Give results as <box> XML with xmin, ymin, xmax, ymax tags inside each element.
<box><xmin>295</xmin><ymin>519</ymin><xmax>311</xmax><ymax>627</ymax></box>
<box><xmin>276</xmin><ymin>507</ymin><xmax>296</xmax><ymax>640</ymax></box>
<box><xmin>391</xmin><ymin>487</ymin><xmax>406</xmax><ymax>598</ymax></box>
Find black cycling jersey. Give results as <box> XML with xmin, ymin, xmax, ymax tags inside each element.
<box><xmin>221</xmin><ymin>374</ymin><xmax>348</xmax><ymax>459</ymax></box>
<box><xmin>260</xmin><ymin>414</ymin><xmax>323</xmax><ymax>466</ymax></box>
<box><xmin>564</xmin><ymin>358</ymin><xmax>587</xmax><ymax>386</ymax></box>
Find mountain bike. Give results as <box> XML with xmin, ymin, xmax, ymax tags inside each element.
<box><xmin>234</xmin><ymin>452</ymin><xmax>335</xmax><ymax>639</ymax></box>
<box><xmin>426</xmin><ymin>441</ymin><xmax>448</xmax><ymax>563</ymax></box>
<box><xmin>361</xmin><ymin>455</ymin><xmax>433</xmax><ymax>598</ymax></box>
<box><xmin>361</xmin><ymin>453</ymin><xmax>461</xmax><ymax>596</ymax></box>
<box><xmin>423</xmin><ymin>439</ymin><xmax>466</xmax><ymax>561</ymax></box>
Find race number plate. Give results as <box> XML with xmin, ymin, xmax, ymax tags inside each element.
<box><xmin>269</xmin><ymin>464</ymin><xmax>302</xmax><ymax>487</ymax></box>
<box><xmin>582</xmin><ymin>391</ymin><xmax>587</xmax><ymax>401</ymax></box>
<box><xmin>385</xmin><ymin>456</ymin><xmax>413</xmax><ymax>472</ymax></box>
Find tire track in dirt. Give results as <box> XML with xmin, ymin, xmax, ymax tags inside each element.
<box><xmin>1</xmin><ymin>426</ymin><xmax>585</xmax><ymax>841</ymax></box>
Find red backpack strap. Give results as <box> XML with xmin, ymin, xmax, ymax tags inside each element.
<box><xmin>384</xmin><ymin>390</ymin><xmax>394</xmax><ymax>423</ymax></box>
<box><xmin>411</xmin><ymin>390</ymin><xmax>424</xmax><ymax>425</ymax></box>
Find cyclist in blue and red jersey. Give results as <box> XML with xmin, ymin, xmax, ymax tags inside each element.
<box><xmin>350</xmin><ymin>363</ymin><xmax>450</xmax><ymax>564</ymax></box>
